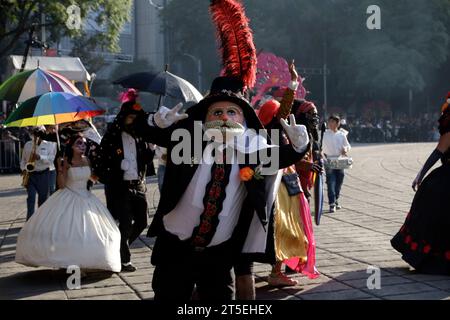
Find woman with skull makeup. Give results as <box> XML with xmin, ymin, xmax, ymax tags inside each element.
<box><xmin>15</xmin><ymin>132</ymin><xmax>121</xmax><ymax>273</ymax></box>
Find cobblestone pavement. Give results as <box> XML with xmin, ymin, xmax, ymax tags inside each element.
<box><xmin>1</xmin><ymin>143</ymin><xmax>449</xmax><ymax>300</ymax></box>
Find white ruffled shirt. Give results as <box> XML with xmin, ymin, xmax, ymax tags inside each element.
<box><xmin>163</xmin><ymin>131</ymin><xmax>279</xmax><ymax>247</ymax></box>
<box><xmin>163</xmin><ymin>148</ymin><xmax>247</xmax><ymax>246</ymax></box>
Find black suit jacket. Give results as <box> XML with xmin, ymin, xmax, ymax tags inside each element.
<box><xmin>93</xmin><ymin>114</ymin><xmax>156</xmax><ymax>186</ymax></box>
<box><xmin>140</xmin><ymin>117</ymin><xmax>309</xmax><ymax>255</ymax></box>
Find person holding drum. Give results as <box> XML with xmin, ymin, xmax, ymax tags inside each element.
<box><xmin>322</xmin><ymin>114</ymin><xmax>352</xmax><ymax>213</ymax></box>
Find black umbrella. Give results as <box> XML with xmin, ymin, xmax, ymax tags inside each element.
<box><xmin>113</xmin><ymin>68</ymin><xmax>203</xmax><ymax>108</ymax></box>
<box><xmin>112</xmin><ymin>72</ymin><xmax>157</xmax><ymax>91</ymax></box>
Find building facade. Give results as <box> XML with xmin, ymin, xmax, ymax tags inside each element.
<box><xmin>57</xmin><ymin>0</ymin><xmax>166</xmax><ymax>80</ymax></box>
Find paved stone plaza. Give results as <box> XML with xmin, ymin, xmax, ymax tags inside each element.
<box><xmin>1</xmin><ymin>143</ymin><xmax>449</xmax><ymax>300</ymax></box>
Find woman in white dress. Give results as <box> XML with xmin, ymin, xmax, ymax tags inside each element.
<box><xmin>15</xmin><ymin>133</ymin><xmax>121</xmax><ymax>272</ymax></box>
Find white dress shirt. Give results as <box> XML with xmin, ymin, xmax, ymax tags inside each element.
<box><xmin>121</xmin><ymin>132</ymin><xmax>139</xmax><ymax>181</ymax></box>
<box><xmin>322</xmin><ymin>129</ymin><xmax>351</xmax><ymax>157</ymax></box>
<box><xmin>48</xmin><ymin>143</ymin><xmax>57</xmax><ymax>172</ymax></box>
<box><xmin>20</xmin><ymin>140</ymin><xmax>57</xmax><ymax>172</ymax></box>
<box><xmin>163</xmin><ymin>148</ymin><xmax>248</xmax><ymax>247</ymax></box>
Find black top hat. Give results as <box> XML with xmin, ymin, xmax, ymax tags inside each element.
<box><xmin>187</xmin><ymin>76</ymin><xmax>263</xmax><ymax>130</ymax></box>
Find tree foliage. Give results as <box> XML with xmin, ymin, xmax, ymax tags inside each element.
<box><xmin>0</xmin><ymin>0</ymin><xmax>133</xmax><ymax>59</ymax></box>
<box><xmin>162</xmin><ymin>0</ymin><xmax>450</xmax><ymax>112</ymax></box>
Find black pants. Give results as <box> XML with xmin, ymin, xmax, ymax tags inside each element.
<box><xmin>234</xmin><ymin>258</ymin><xmax>254</xmax><ymax>277</ymax></box>
<box><xmin>105</xmin><ymin>182</ymin><xmax>148</xmax><ymax>264</ymax></box>
<box><xmin>151</xmin><ymin>229</ymin><xmax>235</xmax><ymax>301</ymax></box>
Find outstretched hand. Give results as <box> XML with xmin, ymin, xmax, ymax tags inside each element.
<box><xmin>289</xmin><ymin>59</ymin><xmax>298</xmax><ymax>82</ymax></box>
<box><xmin>280</xmin><ymin>114</ymin><xmax>309</xmax><ymax>152</ymax></box>
<box><xmin>154</xmin><ymin>103</ymin><xmax>189</xmax><ymax>129</ymax></box>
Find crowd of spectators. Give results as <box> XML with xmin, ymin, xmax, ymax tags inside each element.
<box><xmin>0</xmin><ymin>108</ymin><xmax>443</xmax><ymax>173</ymax></box>
<box><xmin>340</xmin><ymin>113</ymin><xmax>441</xmax><ymax>143</ymax></box>
<box><xmin>1</xmin><ymin>111</ymin><xmax>442</xmax><ymax>146</ymax></box>
<box><xmin>0</xmin><ymin>126</ymin><xmax>28</xmax><ymax>173</ymax></box>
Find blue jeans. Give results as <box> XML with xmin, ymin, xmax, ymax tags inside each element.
<box><xmin>26</xmin><ymin>170</ymin><xmax>50</xmax><ymax>220</ymax></box>
<box><xmin>325</xmin><ymin>168</ymin><xmax>345</xmax><ymax>206</ymax></box>
<box><xmin>157</xmin><ymin>164</ymin><xmax>166</xmax><ymax>192</ymax></box>
<box><xmin>48</xmin><ymin>170</ymin><xmax>56</xmax><ymax>195</ymax></box>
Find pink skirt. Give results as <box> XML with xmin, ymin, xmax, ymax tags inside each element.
<box><xmin>283</xmin><ymin>192</ymin><xmax>320</xmax><ymax>279</ymax></box>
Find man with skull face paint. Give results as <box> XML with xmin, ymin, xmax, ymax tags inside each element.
<box><xmin>292</xmin><ymin>99</ymin><xmax>324</xmax><ymax>200</ymax></box>
<box><xmin>93</xmin><ymin>90</ymin><xmax>156</xmax><ymax>273</ymax></box>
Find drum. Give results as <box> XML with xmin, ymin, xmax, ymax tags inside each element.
<box><xmin>324</xmin><ymin>156</ymin><xmax>353</xmax><ymax>170</ymax></box>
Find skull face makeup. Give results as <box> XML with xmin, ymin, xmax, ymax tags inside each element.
<box><xmin>72</xmin><ymin>137</ymin><xmax>87</xmax><ymax>155</ymax></box>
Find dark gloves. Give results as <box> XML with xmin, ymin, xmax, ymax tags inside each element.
<box><xmin>311</xmin><ymin>162</ymin><xmax>324</xmax><ymax>174</ymax></box>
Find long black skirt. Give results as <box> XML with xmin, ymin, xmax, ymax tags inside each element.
<box><xmin>391</xmin><ymin>163</ymin><xmax>450</xmax><ymax>275</ymax></box>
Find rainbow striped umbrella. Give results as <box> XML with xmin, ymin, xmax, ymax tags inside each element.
<box><xmin>0</xmin><ymin>67</ymin><xmax>82</xmax><ymax>103</ymax></box>
<box><xmin>4</xmin><ymin>92</ymin><xmax>105</xmax><ymax>127</ymax></box>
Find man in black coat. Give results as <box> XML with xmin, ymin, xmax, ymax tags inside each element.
<box><xmin>93</xmin><ymin>92</ymin><xmax>155</xmax><ymax>272</ymax></box>
<box><xmin>142</xmin><ymin>76</ymin><xmax>310</xmax><ymax>300</ymax></box>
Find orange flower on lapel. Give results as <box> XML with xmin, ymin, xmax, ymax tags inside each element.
<box><xmin>240</xmin><ymin>165</ymin><xmax>264</xmax><ymax>181</ymax></box>
<box><xmin>116</xmin><ymin>149</ymin><xmax>123</xmax><ymax>155</ymax></box>
<box><xmin>239</xmin><ymin>167</ymin><xmax>254</xmax><ymax>181</ymax></box>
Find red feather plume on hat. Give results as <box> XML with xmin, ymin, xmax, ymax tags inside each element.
<box><xmin>209</xmin><ymin>0</ymin><xmax>257</xmax><ymax>90</ymax></box>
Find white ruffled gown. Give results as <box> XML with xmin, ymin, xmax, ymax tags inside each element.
<box><xmin>15</xmin><ymin>166</ymin><xmax>121</xmax><ymax>272</ymax></box>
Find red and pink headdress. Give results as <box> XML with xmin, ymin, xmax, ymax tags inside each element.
<box><xmin>118</xmin><ymin>89</ymin><xmax>143</xmax><ymax>113</ymax></box>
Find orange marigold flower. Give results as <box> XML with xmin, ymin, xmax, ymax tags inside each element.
<box><xmin>239</xmin><ymin>167</ymin><xmax>254</xmax><ymax>181</ymax></box>
<box><xmin>132</xmin><ymin>103</ymin><xmax>142</xmax><ymax>111</ymax></box>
